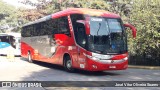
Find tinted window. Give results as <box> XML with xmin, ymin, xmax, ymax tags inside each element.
<box><xmin>22</xmin><ymin>16</ymin><xmax>70</xmax><ymax>37</ymax></box>
<box><xmin>22</xmin><ymin>26</ymin><xmax>32</xmax><ymax>37</ymax></box>
<box><xmin>70</xmin><ymin>14</ymin><xmax>86</xmax><ymax>48</ymax></box>
<box><xmin>58</xmin><ymin>16</ymin><xmax>70</xmax><ymax>35</ymax></box>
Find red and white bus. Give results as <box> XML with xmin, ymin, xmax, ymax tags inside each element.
<box><xmin>21</xmin><ymin>8</ymin><xmax>136</xmax><ymax>72</ymax></box>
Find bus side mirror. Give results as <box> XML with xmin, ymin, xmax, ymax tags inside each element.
<box><xmin>124</xmin><ymin>24</ymin><xmax>136</xmax><ymax>38</ymax></box>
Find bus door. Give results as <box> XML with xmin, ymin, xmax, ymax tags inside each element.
<box><xmin>75</xmin><ymin>22</ymin><xmax>87</xmax><ymax>69</ymax></box>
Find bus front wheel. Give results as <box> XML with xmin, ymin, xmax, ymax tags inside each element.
<box><xmin>64</xmin><ymin>56</ymin><xmax>74</xmax><ymax>72</ymax></box>
<box><xmin>28</xmin><ymin>52</ymin><xmax>33</xmax><ymax>63</ymax></box>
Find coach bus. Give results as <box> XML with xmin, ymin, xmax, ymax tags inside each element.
<box><xmin>0</xmin><ymin>33</ymin><xmax>21</xmax><ymax>56</ymax></box>
<box><xmin>21</xmin><ymin>8</ymin><xmax>136</xmax><ymax>72</ymax></box>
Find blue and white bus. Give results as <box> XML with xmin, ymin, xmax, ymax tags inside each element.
<box><xmin>0</xmin><ymin>33</ymin><xmax>21</xmax><ymax>56</ymax></box>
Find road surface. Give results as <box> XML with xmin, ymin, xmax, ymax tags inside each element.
<box><xmin>0</xmin><ymin>56</ymin><xmax>159</xmax><ymax>90</ymax></box>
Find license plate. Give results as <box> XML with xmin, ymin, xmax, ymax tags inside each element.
<box><xmin>109</xmin><ymin>66</ymin><xmax>116</xmax><ymax>68</ymax></box>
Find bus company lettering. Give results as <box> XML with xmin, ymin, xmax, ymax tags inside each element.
<box><xmin>12</xmin><ymin>82</ymin><xmax>42</xmax><ymax>87</ymax></box>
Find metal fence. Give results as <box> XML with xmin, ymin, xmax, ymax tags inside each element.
<box><xmin>128</xmin><ymin>55</ymin><xmax>160</xmax><ymax>66</ymax></box>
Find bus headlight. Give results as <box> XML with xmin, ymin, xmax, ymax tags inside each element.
<box><xmin>83</xmin><ymin>53</ymin><xmax>100</xmax><ymax>61</ymax></box>
<box><xmin>122</xmin><ymin>57</ymin><xmax>128</xmax><ymax>61</ymax></box>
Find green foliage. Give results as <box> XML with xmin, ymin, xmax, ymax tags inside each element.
<box><xmin>0</xmin><ymin>0</ymin><xmax>15</xmax><ymax>19</ymax></box>
<box><xmin>108</xmin><ymin>0</ymin><xmax>160</xmax><ymax>62</ymax></box>
<box><xmin>18</xmin><ymin>0</ymin><xmax>110</xmax><ymax>21</ymax></box>
<box><xmin>0</xmin><ymin>0</ymin><xmax>18</xmax><ymax>33</ymax></box>
<box><xmin>49</xmin><ymin>0</ymin><xmax>110</xmax><ymax>12</ymax></box>
<box><xmin>73</xmin><ymin>0</ymin><xmax>109</xmax><ymax>10</ymax></box>
<box><xmin>128</xmin><ymin>0</ymin><xmax>160</xmax><ymax>60</ymax></box>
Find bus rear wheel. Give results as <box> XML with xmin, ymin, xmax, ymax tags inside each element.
<box><xmin>28</xmin><ymin>52</ymin><xmax>33</xmax><ymax>63</ymax></box>
<box><xmin>64</xmin><ymin>56</ymin><xmax>74</xmax><ymax>72</ymax></box>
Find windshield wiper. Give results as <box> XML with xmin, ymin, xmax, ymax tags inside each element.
<box><xmin>96</xmin><ymin>23</ymin><xmax>101</xmax><ymax>35</ymax></box>
<box><xmin>106</xmin><ymin>21</ymin><xmax>112</xmax><ymax>48</ymax></box>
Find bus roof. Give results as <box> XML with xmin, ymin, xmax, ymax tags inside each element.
<box><xmin>0</xmin><ymin>33</ymin><xmax>21</xmax><ymax>37</ymax></box>
<box><xmin>23</xmin><ymin>8</ymin><xmax>120</xmax><ymax>27</ymax></box>
<box><xmin>51</xmin><ymin>8</ymin><xmax>120</xmax><ymax>18</ymax></box>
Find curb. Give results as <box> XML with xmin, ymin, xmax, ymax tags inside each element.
<box><xmin>128</xmin><ymin>65</ymin><xmax>160</xmax><ymax>70</ymax></box>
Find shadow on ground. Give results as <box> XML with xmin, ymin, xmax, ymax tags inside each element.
<box><xmin>28</xmin><ymin>59</ymin><xmax>120</xmax><ymax>76</ymax></box>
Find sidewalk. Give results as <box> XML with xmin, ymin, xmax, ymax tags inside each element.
<box><xmin>0</xmin><ymin>56</ymin><xmax>20</xmax><ymax>62</ymax></box>
<box><xmin>128</xmin><ymin>65</ymin><xmax>160</xmax><ymax>70</ymax></box>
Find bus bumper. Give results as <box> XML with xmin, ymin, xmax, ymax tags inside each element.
<box><xmin>83</xmin><ymin>58</ymin><xmax>128</xmax><ymax>71</ymax></box>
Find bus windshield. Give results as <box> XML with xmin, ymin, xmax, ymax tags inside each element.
<box><xmin>87</xmin><ymin>17</ymin><xmax>127</xmax><ymax>54</ymax></box>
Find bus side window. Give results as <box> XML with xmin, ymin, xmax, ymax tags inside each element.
<box><xmin>76</xmin><ymin>23</ymin><xmax>86</xmax><ymax>47</ymax></box>
<box><xmin>32</xmin><ymin>24</ymin><xmax>37</xmax><ymax>36</ymax></box>
<box><xmin>25</xmin><ymin>26</ymin><xmax>32</xmax><ymax>37</ymax></box>
<box><xmin>45</xmin><ymin>19</ymin><xmax>57</xmax><ymax>35</ymax></box>
<box><xmin>70</xmin><ymin>14</ymin><xmax>86</xmax><ymax>48</ymax></box>
<box><xmin>52</xmin><ymin>19</ymin><xmax>59</xmax><ymax>34</ymax></box>
<box><xmin>58</xmin><ymin>16</ymin><xmax>71</xmax><ymax>36</ymax></box>
<box><xmin>22</xmin><ymin>26</ymin><xmax>29</xmax><ymax>37</ymax></box>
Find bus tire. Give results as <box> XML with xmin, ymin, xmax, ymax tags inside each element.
<box><xmin>64</xmin><ymin>55</ymin><xmax>74</xmax><ymax>72</ymax></box>
<box><xmin>28</xmin><ymin>52</ymin><xmax>33</xmax><ymax>63</ymax></box>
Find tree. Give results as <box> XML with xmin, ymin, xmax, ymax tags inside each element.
<box><xmin>127</xmin><ymin>0</ymin><xmax>160</xmax><ymax>65</ymax></box>
<box><xmin>18</xmin><ymin>0</ymin><xmax>53</xmax><ymax>22</ymax></box>
<box><xmin>19</xmin><ymin>0</ymin><xmax>110</xmax><ymax>21</ymax></box>
<box><xmin>0</xmin><ymin>0</ymin><xmax>18</xmax><ymax>33</ymax></box>
<box><xmin>108</xmin><ymin>0</ymin><xmax>160</xmax><ymax>65</ymax></box>
<box><xmin>108</xmin><ymin>0</ymin><xmax>133</xmax><ymax>16</ymax></box>
<box><xmin>53</xmin><ymin>0</ymin><xmax>110</xmax><ymax>11</ymax></box>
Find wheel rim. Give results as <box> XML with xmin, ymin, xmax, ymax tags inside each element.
<box><xmin>66</xmin><ymin>60</ymin><xmax>72</xmax><ymax>70</ymax></box>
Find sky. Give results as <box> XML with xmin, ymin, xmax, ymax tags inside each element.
<box><xmin>2</xmin><ymin>0</ymin><xmax>37</xmax><ymax>9</ymax></box>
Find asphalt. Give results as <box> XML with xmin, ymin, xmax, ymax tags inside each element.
<box><xmin>0</xmin><ymin>56</ymin><xmax>159</xmax><ymax>90</ymax></box>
